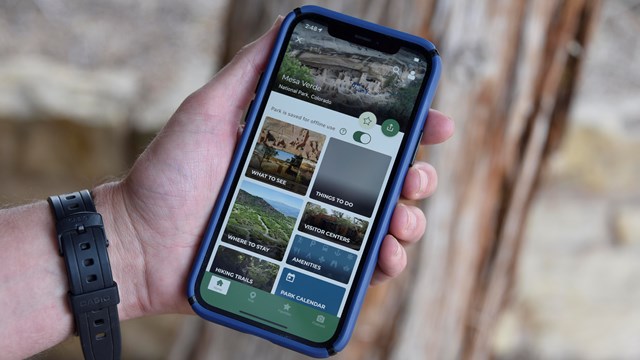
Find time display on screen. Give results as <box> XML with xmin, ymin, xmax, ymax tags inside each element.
<box><xmin>304</xmin><ymin>23</ymin><xmax>323</xmax><ymax>32</ymax></box>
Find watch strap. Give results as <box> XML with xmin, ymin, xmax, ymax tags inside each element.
<box><xmin>48</xmin><ymin>190</ymin><xmax>121</xmax><ymax>360</ymax></box>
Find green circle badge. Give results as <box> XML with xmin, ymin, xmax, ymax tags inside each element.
<box><xmin>381</xmin><ymin>119</ymin><xmax>400</xmax><ymax>137</ymax></box>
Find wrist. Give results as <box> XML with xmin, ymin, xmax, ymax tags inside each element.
<box><xmin>0</xmin><ymin>201</ymin><xmax>74</xmax><ymax>358</ymax></box>
<box><xmin>92</xmin><ymin>181</ymin><xmax>150</xmax><ymax>321</ymax></box>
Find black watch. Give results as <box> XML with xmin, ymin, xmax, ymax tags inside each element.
<box><xmin>48</xmin><ymin>190</ymin><xmax>121</xmax><ymax>360</ymax></box>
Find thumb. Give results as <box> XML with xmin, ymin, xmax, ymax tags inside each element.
<box><xmin>183</xmin><ymin>16</ymin><xmax>284</xmax><ymax>118</ymax></box>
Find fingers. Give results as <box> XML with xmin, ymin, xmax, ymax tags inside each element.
<box><xmin>371</xmin><ymin>235</ymin><xmax>407</xmax><ymax>285</ymax></box>
<box><xmin>180</xmin><ymin>16</ymin><xmax>284</xmax><ymax>118</ymax></box>
<box><xmin>388</xmin><ymin>203</ymin><xmax>426</xmax><ymax>244</ymax></box>
<box><xmin>374</xmin><ymin>111</ymin><xmax>452</xmax><ymax>284</ymax></box>
<box><xmin>397</xmin><ymin>110</ymin><xmax>450</xmax><ymax>201</ymax></box>
<box><xmin>206</xmin><ymin>16</ymin><xmax>285</xmax><ymax>111</ymax></box>
<box><xmin>402</xmin><ymin>161</ymin><xmax>438</xmax><ymax>200</ymax></box>
<box><xmin>372</xmin><ymin>202</ymin><xmax>426</xmax><ymax>285</ymax></box>
<box><xmin>422</xmin><ymin>109</ymin><xmax>454</xmax><ymax>145</ymax></box>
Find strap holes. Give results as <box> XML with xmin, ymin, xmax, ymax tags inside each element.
<box><xmin>87</xmin><ymin>274</ymin><xmax>97</xmax><ymax>283</ymax></box>
<box><xmin>68</xmin><ymin>203</ymin><xmax>80</xmax><ymax>210</ymax></box>
<box><xmin>65</xmin><ymin>195</ymin><xmax>76</xmax><ymax>200</ymax></box>
<box><xmin>83</xmin><ymin>258</ymin><xmax>94</xmax><ymax>267</ymax></box>
<box><xmin>80</xmin><ymin>242</ymin><xmax>90</xmax><ymax>250</ymax></box>
<box><xmin>94</xmin><ymin>319</ymin><xmax>105</xmax><ymax>326</ymax></box>
<box><xmin>96</xmin><ymin>332</ymin><xmax>107</xmax><ymax>340</ymax></box>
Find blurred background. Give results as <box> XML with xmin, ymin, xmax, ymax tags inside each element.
<box><xmin>2</xmin><ymin>0</ymin><xmax>639</xmax><ymax>359</ymax></box>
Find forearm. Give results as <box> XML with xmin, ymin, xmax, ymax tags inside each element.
<box><xmin>0</xmin><ymin>183</ymin><xmax>146</xmax><ymax>359</ymax></box>
<box><xmin>0</xmin><ymin>200</ymin><xmax>73</xmax><ymax>358</ymax></box>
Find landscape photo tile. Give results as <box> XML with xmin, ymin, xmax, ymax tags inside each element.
<box><xmin>210</xmin><ymin>245</ymin><xmax>279</xmax><ymax>292</ymax></box>
<box><xmin>246</xmin><ymin>117</ymin><xmax>325</xmax><ymax>196</ymax></box>
<box><xmin>223</xmin><ymin>180</ymin><xmax>302</xmax><ymax>260</ymax></box>
<box><xmin>298</xmin><ymin>202</ymin><xmax>369</xmax><ymax>251</ymax></box>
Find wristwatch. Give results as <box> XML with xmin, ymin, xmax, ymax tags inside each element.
<box><xmin>48</xmin><ymin>190</ymin><xmax>121</xmax><ymax>360</ymax></box>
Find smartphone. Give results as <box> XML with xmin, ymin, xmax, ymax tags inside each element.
<box><xmin>187</xmin><ymin>5</ymin><xmax>440</xmax><ymax>357</ymax></box>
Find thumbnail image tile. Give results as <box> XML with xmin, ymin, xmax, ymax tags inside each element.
<box><xmin>310</xmin><ymin>138</ymin><xmax>391</xmax><ymax>217</ymax></box>
<box><xmin>247</xmin><ymin>117</ymin><xmax>325</xmax><ymax>195</ymax></box>
<box><xmin>287</xmin><ymin>235</ymin><xmax>357</xmax><ymax>284</ymax></box>
<box><xmin>223</xmin><ymin>181</ymin><xmax>302</xmax><ymax>260</ymax></box>
<box><xmin>298</xmin><ymin>202</ymin><xmax>368</xmax><ymax>251</ymax></box>
<box><xmin>210</xmin><ymin>245</ymin><xmax>279</xmax><ymax>292</ymax></box>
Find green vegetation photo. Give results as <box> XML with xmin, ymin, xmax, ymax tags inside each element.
<box><xmin>277</xmin><ymin>45</ymin><xmax>315</xmax><ymax>84</ymax></box>
<box><xmin>225</xmin><ymin>190</ymin><xmax>296</xmax><ymax>259</ymax></box>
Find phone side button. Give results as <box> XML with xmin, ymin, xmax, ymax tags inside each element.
<box><xmin>243</xmin><ymin>100</ymin><xmax>254</xmax><ymax>124</ymax></box>
<box><xmin>410</xmin><ymin>133</ymin><xmax>423</xmax><ymax>166</ymax></box>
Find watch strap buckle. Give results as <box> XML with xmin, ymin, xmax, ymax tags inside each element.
<box><xmin>54</xmin><ymin>212</ymin><xmax>105</xmax><ymax>256</ymax></box>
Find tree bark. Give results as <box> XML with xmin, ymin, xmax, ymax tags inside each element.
<box><xmin>172</xmin><ymin>1</ymin><xmax>601</xmax><ymax>359</ymax></box>
<box><xmin>391</xmin><ymin>1</ymin><xmax>602</xmax><ymax>359</ymax></box>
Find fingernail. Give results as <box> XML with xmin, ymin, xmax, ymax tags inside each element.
<box><xmin>403</xmin><ymin>204</ymin><xmax>415</xmax><ymax>232</ymax></box>
<box><xmin>418</xmin><ymin>167</ymin><xmax>428</xmax><ymax>195</ymax></box>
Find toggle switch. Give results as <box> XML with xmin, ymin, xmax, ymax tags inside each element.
<box><xmin>353</xmin><ymin>131</ymin><xmax>371</xmax><ymax>144</ymax></box>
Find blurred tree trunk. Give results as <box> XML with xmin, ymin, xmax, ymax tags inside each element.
<box><xmin>170</xmin><ymin>0</ymin><xmax>601</xmax><ymax>359</ymax></box>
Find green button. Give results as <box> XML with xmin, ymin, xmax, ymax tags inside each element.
<box><xmin>381</xmin><ymin>119</ymin><xmax>400</xmax><ymax>137</ymax></box>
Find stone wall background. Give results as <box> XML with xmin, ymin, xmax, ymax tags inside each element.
<box><xmin>493</xmin><ymin>1</ymin><xmax>640</xmax><ymax>358</ymax></box>
<box><xmin>0</xmin><ymin>0</ymin><xmax>228</xmax><ymax>206</ymax></box>
<box><xmin>0</xmin><ymin>0</ymin><xmax>639</xmax><ymax>359</ymax></box>
<box><xmin>0</xmin><ymin>0</ymin><xmax>230</xmax><ymax>358</ymax></box>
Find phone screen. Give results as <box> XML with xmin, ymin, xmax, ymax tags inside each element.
<box><xmin>194</xmin><ymin>16</ymin><xmax>432</xmax><ymax>345</ymax></box>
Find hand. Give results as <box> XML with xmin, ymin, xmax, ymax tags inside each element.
<box><xmin>97</xmin><ymin>18</ymin><xmax>454</xmax><ymax>319</ymax></box>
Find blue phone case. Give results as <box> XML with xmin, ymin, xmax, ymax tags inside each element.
<box><xmin>187</xmin><ymin>5</ymin><xmax>441</xmax><ymax>357</ymax></box>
